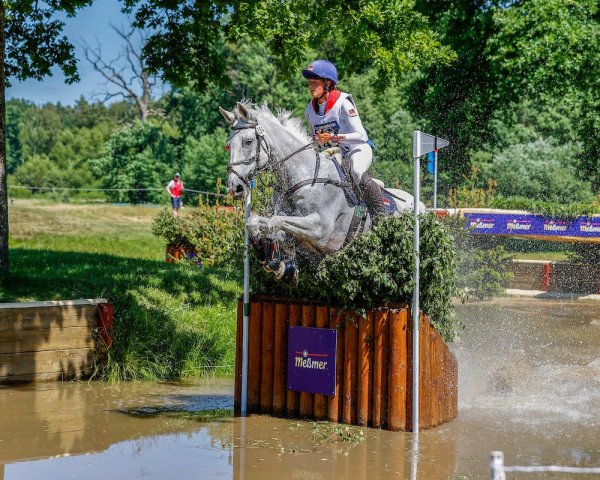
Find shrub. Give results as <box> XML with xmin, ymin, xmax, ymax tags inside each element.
<box><xmin>475</xmin><ymin>139</ymin><xmax>594</xmax><ymax>204</ymax></box>
<box><xmin>152</xmin><ymin>205</ymin><xmax>244</xmax><ymax>269</ymax></box>
<box><xmin>443</xmin><ymin>215</ymin><xmax>513</xmax><ymax>300</ymax></box>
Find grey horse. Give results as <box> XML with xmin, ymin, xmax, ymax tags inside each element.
<box><xmin>220</xmin><ymin>101</ymin><xmax>423</xmax><ymax>284</ymax></box>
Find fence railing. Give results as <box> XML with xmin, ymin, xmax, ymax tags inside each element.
<box><xmin>8</xmin><ymin>185</ymin><xmax>229</xmax><ymax>197</ymax></box>
<box><xmin>490</xmin><ymin>451</ymin><xmax>600</xmax><ymax>479</ymax></box>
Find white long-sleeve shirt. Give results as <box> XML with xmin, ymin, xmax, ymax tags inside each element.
<box><xmin>304</xmin><ymin>91</ymin><xmax>369</xmax><ymax>152</ymax></box>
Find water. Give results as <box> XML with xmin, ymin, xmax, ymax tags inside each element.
<box><xmin>1</xmin><ymin>298</ymin><xmax>599</xmax><ymax>479</ymax></box>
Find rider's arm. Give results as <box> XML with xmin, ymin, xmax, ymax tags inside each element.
<box><xmin>334</xmin><ymin>98</ymin><xmax>368</xmax><ymax>144</ymax></box>
<box><xmin>166</xmin><ymin>180</ymin><xmax>174</xmax><ymax>197</ymax></box>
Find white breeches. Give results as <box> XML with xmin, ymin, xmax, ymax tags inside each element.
<box><xmin>343</xmin><ymin>144</ymin><xmax>373</xmax><ymax>184</ymax></box>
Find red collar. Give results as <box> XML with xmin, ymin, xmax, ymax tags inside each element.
<box><xmin>312</xmin><ymin>89</ymin><xmax>341</xmax><ymax>115</ymax></box>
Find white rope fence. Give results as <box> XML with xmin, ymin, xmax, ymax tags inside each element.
<box><xmin>490</xmin><ymin>451</ymin><xmax>600</xmax><ymax>479</ymax></box>
<box><xmin>7</xmin><ymin>185</ymin><xmax>230</xmax><ymax>197</ymax></box>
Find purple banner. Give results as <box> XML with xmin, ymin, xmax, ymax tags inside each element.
<box><xmin>287</xmin><ymin>326</ymin><xmax>337</xmax><ymax>396</ymax></box>
<box><xmin>463</xmin><ymin>212</ymin><xmax>600</xmax><ymax>239</ymax></box>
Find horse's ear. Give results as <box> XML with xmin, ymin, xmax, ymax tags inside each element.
<box><xmin>236</xmin><ymin>102</ymin><xmax>254</xmax><ymax>122</ymax></box>
<box><xmin>219</xmin><ymin>106</ymin><xmax>235</xmax><ymax>125</ymax></box>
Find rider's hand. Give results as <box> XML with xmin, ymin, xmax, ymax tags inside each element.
<box><xmin>316</xmin><ymin>131</ymin><xmax>333</xmax><ymax>144</ymax></box>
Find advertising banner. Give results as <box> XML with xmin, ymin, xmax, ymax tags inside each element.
<box><xmin>463</xmin><ymin>212</ymin><xmax>600</xmax><ymax>240</ymax></box>
<box><xmin>287</xmin><ymin>326</ymin><xmax>337</xmax><ymax>396</ymax></box>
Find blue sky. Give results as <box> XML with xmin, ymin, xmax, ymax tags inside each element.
<box><xmin>6</xmin><ymin>0</ymin><xmax>131</xmax><ymax>106</ymax></box>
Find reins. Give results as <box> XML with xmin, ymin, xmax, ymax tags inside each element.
<box><xmin>228</xmin><ymin>119</ymin><xmax>353</xmax><ymax>201</ymax></box>
<box><xmin>227</xmin><ymin>120</ymin><xmax>317</xmax><ymax>190</ymax></box>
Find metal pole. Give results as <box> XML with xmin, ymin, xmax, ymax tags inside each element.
<box><xmin>412</xmin><ymin>131</ymin><xmax>420</xmax><ymax>434</ymax></box>
<box><xmin>433</xmin><ymin>149</ymin><xmax>438</xmax><ymax>210</ymax></box>
<box><xmin>241</xmin><ymin>181</ymin><xmax>253</xmax><ymax>416</ymax></box>
<box><xmin>489</xmin><ymin>451</ymin><xmax>506</xmax><ymax>480</ymax></box>
<box><xmin>410</xmin><ymin>431</ymin><xmax>419</xmax><ymax>480</ymax></box>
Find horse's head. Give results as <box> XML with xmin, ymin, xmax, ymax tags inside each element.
<box><xmin>220</xmin><ymin>102</ymin><xmax>271</xmax><ymax>199</ymax></box>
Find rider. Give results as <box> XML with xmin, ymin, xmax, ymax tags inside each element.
<box><xmin>302</xmin><ymin>59</ymin><xmax>385</xmax><ymax>217</ymax></box>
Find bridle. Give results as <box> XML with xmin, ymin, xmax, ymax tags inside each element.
<box><xmin>227</xmin><ymin>122</ymin><xmax>271</xmax><ymax>190</ymax></box>
<box><xmin>227</xmin><ymin>120</ymin><xmax>316</xmax><ymax>190</ymax></box>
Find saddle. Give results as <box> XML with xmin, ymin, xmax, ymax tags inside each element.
<box><xmin>322</xmin><ymin>147</ymin><xmax>397</xmax><ymax>215</ymax></box>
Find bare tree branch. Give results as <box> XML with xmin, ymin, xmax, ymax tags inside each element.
<box><xmin>81</xmin><ymin>25</ymin><xmax>163</xmax><ymax>122</ymax></box>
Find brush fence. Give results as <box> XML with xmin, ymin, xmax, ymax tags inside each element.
<box><xmin>234</xmin><ymin>298</ymin><xmax>458</xmax><ymax>431</ymax></box>
<box><xmin>0</xmin><ymin>299</ymin><xmax>113</xmax><ymax>383</ymax></box>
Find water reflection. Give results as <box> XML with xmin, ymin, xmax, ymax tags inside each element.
<box><xmin>0</xmin><ymin>298</ymin><xmax>599</xmax><ymax>479</ymax></box>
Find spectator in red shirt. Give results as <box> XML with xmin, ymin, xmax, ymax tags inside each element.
<box><xmin>166</xmin><ymin>173</ymin><xmax>184</xmax><ymax>217</ymax></box>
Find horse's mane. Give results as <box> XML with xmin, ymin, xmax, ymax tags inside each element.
<box><xmin>241</xmin><ymin>99</ymin><xmax>311</xmax><ymax>143</ymax></box>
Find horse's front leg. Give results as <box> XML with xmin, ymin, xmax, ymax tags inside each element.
<box><xmin>246</xmin><ymin>213</ymin><xmax>270</xmax><ymax>238</ymax></box>
<box><xmin>267</xmin><ymin>213</ymin><xmax>328</xmax><ymax>250</ymax></box>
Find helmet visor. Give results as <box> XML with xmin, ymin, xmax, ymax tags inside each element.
<box><xmin>302</xmin><ymin>69</ymin><xmax>324</xmax><ymax>80</ymax></box>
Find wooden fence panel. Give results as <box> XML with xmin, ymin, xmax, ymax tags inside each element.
<box><xmin>235</xmin><ymin>298</ymin><xmax>458</xmax><ymax>431</ymax></box>
<box><xmin>0</xmin><ymin>300</ymin><xmax>111</xmax><ymax>383</ymax></box>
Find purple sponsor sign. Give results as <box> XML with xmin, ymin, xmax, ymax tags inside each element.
<box><xmin>287</xmin><ymin>326</ymin><xmax>337</xmax><ymax>395</ymax></box>
<box><xmin>463</xmin><ymin>213</ymin><xmax>600</xmax><ymax>239</ymax></box>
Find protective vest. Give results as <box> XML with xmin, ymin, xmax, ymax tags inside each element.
<box><xmin>170</xmin><ymin>180</ymin><xmax>183</xmax><ymax>197</ymax></box>
<box><xmin>304</xmin><ymin>91</ymin><xmax>369</xmax><ymax>152</ymax></box>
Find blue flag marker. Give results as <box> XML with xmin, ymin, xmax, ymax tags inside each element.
<box><xmin>427</xmin><ymin>151</ymin><xmax>435</xmax><ymax>174</ymax></box>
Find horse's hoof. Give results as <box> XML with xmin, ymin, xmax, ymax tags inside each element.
<box><xmin>282</xmin><ymin>261</ymin><xmax>299</xmax><ymax>286</ymax></box>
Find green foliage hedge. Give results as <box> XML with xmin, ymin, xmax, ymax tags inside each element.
<box><xmin>152</xmin><ymin>205</ymin><xmax>244</xmax><ymax>269</ymax></box>
<box><xmin>490</xmin><ymin>196</ymin><xmax>600</xmax><ymax>220</ymax></box>
<box><xmin>443</xmin><ymin>216</ymin><xmax>513</xmax><ymax>300</ymax></box>
<box><xmin>252</xmin><ymin>213</ymin><xmax>461</xmax><ymax>342</ymax></box>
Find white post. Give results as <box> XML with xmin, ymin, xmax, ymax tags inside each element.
<box><xmin>241</xmin><ymin>182</ymin><xmax>253</xmax><ymax>416</ymax></box>
<box><xmin>433</xmin><ymin>149</ymin><xmax>438</xmax><ymax>210</ymax></box>
<box><xmin>412</xmin><ymin>131</ymin><xmax>420</xmax><ymax>434</ymax></box>
<box><xmin>410</xmin><ymin>431</ymin><xmax>419</xmax><ymax>480</ymax></box>
<box><xmin>489</xmin><ymin>451</ymin><xmax>506</xmax><ymax>480</ymax></box>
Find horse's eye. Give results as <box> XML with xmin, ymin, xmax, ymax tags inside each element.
<box><xmin>243</xmin><ymin>139</ymin><xmax>253</xmax><ymax>147</ymax></box>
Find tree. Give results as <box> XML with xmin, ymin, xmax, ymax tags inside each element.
<box><xmin>406</xmin><ymin>0</ymin><xmax>600</xmax><ymax>200</ymax></box>
<box><xmin>90</xmin><ymin>121</ymin><xmax>176</xmax><ymax>204</ymax></box>
<box><xmin>82</xmin><ymin>26</ymin><xmax>162</xmax><ymax>121</ymax></box>
<box><xmin>485</xmin><ymin>0</ymin><xmax>600</xmax><ymax>191</ymax></box>
<box><xmin>122</xmin><ymin>0</ymin><xmax>455</xmax><ymax>89</ymax></box>
<box><xmin>408</xmin><ymin>0</ymin><xmax>498</xmax><ymax>188</ymax></box>
<box><xmin>0</xmin><ymin>0</ymin><xmax>93</xmax><ymax>278</ymax></box>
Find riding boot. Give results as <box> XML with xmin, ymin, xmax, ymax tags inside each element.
<box><xmin>360</xmin><ymin>172</ymin><xmax>386</xmax><ymax>218</ymax></box>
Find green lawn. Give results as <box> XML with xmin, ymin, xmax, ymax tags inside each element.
<box><xmin>3</xmin><ymin>200</ymin><xmax>242</xmax><ymax>381</ymax></box>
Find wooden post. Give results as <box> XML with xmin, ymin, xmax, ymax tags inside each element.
<box><xmin>313</xmin><ymin>305</ymin><xmax>329</xmax><ymax>420</ymax></box>
<box><xmin>328</xmin><ymin>307</ymin><xmax>344</xmax><ymax>423</ymax></box>
<box><xmin>272</xmin><ymin>302</ymin><xmax>288</xmax><ymax>415</ymax></box>
<box><xmin>372</xmin><ymin>308</ymin><xmax>389</xmax><ymax>428</ymax></box>
<box><xmin>388</xmin><ymin>308</ymin><xmax>408</xmax><ymax>431</ymax></box>
<box><xmin>96</xmin><ymin>303</ymin><xmax>113</xmax><ymax>348</ymax></box>
<box><xmin>248</xmin><ymin>300</ymin><xmax>263</xmax><ymax>411</ymax></box>
<box><xmin>357</xmin><ymin>310</ymin><xmax>373</xmax><ymax>427</ymax></box>
<box><xmin>299</xmin><ymin>304</ymin><xmax>315</xmax><ymax>418</ymax></box>
<box><xmin>234</xmin><ymin>300</ymin><xmax>243</xmax><ymax>415</ymax></box>
<box><xmin>343</xmin><ymin>311</ymin><xmax>359</xmax><ymax>424</ymax></box>
<box><xmin>419</xmin><ymin>313</ymin><xmax>431</xmax><ymax>429</ymax></box>
<box><xmin>430</xmin><ymin>331</ymin><xmax>440</xmax><ymax>427</ymax></box>
<box><xmin>260</xmin><ymin>302</ymin><xmax>275</xmax><ymax>413</ymax></box>
<box><xmin>286</xmin><ymin>303</ymin><xmax>301</xmax><ymax>417</ymax></box>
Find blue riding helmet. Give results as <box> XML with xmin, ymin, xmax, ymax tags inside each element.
<box><xmin>302</xmin><ymin>59</ymin><xmax>338</xmax><ymax>84</ymax></box>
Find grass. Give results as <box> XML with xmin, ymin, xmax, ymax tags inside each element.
<box><xmin>3</xmin><ymin>200</ymin><xmax>242</xmax><ymax>381</ymax></box>
<box><xmin>9</xmin><ymin>199</ymin><xmax>165</xmax><ymax>260</ymax></box>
